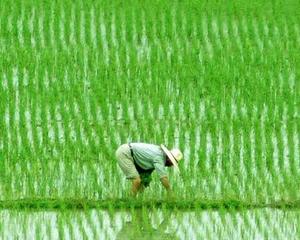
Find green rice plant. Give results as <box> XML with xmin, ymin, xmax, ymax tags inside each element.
<box><xmin>0</xmin><ymin>4</ymin><xmax>299</xmax><ymax>237</ymax></box>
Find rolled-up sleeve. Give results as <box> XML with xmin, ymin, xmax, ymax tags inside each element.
<box><xmin>153</xmin><ymin>156</ymin><xmax>167</xmax><ymax>178</ymax></box>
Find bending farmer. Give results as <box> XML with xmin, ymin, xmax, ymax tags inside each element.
<box><xmin>115</xmin><ymin>143</ymin><xmax>183</xmax><ymax>196</ymax></box>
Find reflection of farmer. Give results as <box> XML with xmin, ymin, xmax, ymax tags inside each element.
<box><xmin>116</xmin><ymin>209</ymin><xmax>179</xmax><ymax>240</ymax></box>
<box><xmin>115</xmin><ymin>143</ymin><xmax>183</xmax><ymax>196</ymax></box>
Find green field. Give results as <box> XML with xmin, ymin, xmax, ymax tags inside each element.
<box><xmin>0</xmin><ymin>0</ymin><xmax>299</xmax><ymax>238</ymax></box>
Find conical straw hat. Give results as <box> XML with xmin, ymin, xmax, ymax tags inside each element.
<box><xmin>160</xmin><ymin>144</ymin><xmax>183</xmax><ymax>174</ymax></box>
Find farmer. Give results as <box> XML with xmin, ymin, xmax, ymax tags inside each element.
<box><xmin>115</xmin><ymin>143</ymin><xmax>183</xmax><ymax>196</ymax></box>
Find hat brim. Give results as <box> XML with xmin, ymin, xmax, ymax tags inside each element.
<box><xmin>160</xmin><ymin>144</ymin><xmax>180</xmax><ymax>174</ymax></box>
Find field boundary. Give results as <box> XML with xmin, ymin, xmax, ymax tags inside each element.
<box><xmin>0</xmin><ymin>198</ymin><xmax>299</xmax><ymax>211</ymax></box>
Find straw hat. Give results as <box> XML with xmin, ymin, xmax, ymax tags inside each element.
<box><xmin>160</xmin><ymin>144</ymin><xmax>183</xmax><ymax>173</ymax></box>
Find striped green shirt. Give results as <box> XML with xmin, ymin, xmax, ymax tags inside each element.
<box><xmin>131</xmin><ymin>143</ymin><xmax>167</xmax><ymax>178</ymax></box>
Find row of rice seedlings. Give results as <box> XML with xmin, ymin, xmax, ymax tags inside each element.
<box><xmin>1</xmin><ymin>41</ymin><xmax>298</xmax><ymax>76</ymax></box>
<box><xmin>3</xmin><ymin>1</ymin><xmax>299</xmax><ymax>53</ymax></box>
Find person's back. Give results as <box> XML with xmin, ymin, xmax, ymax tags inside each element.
<box><xmin>130</xmin><ymin>143</ymin><xmax>167</xmax><ymax>178</ymax></box>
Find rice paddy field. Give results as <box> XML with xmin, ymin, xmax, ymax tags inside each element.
<box><xmin>0</xmin><ymin>0</ymin><xmax>300</xmax><ymax>239</ymax></box>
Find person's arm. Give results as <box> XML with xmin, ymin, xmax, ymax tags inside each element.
<box><xmin>160</xmin><ymin>176</ymin><xmax>171</xmax><ymax>192</ymax></box>
<box><xmin>153</xmin><ymin>157</ymin><xmax>171</xmax><ymax>193</ymax></box>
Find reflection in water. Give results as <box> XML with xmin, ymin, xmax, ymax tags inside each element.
<box><xmin>2</xmin><ymin>208</ymin><xmax>298</xmax><ymax>239</ymax></box>
<box><xmin>116</xmin><ymin>208</ymin><xmax>179</xmax><ymax>240</ymax></box>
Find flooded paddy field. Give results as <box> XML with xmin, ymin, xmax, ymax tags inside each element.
<box><xmin>1</xmin><ymin>0</ymin><xmax>299</xmax><ymax>238</ymax></box>
<box><xmin>1</xmin><ymin>208</ymin><xmax>299</xmax><ymax>240</ymax></box>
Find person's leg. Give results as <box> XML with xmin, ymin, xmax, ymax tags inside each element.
<box><xmin>116</xmin><ymin>144</ymin><xmax>140</xmax><ymax>195</ymax></box>
<box><xmin>131</xmin><ymin>176</ymin><xmax>142</xmax><ymax>196</ymax></box>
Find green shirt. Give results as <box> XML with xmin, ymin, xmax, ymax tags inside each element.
<box><xmin>131</xmin><ymin>143</ymin><xmax>167</xmax><ymax>178</ymax></box>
